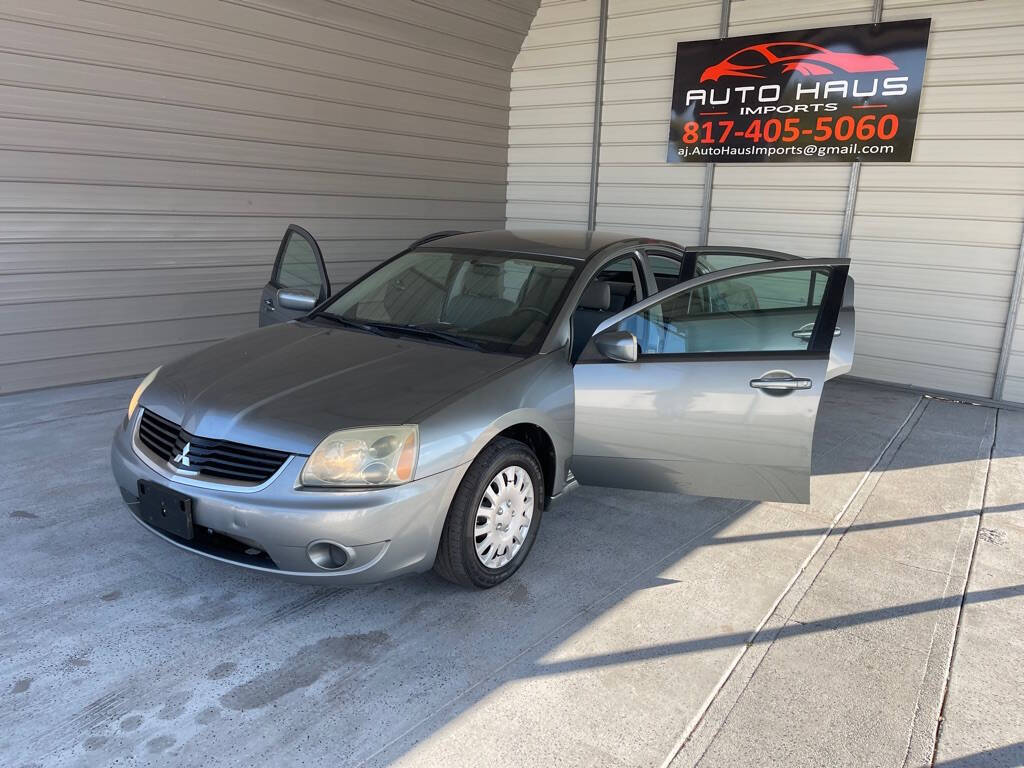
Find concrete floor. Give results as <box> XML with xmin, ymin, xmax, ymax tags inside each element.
<box><xmin>1</xmin><ymin>378</ymin><xmax>1021</xmax><ymax>767</ymax></box>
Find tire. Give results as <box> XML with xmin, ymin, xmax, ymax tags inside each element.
<box><xmin>433</xmin><ymin>437</ymin><xmax>545</xmax><ymax>589</ymax></box>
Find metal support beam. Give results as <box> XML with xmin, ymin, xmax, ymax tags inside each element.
<box><xmin>718</xmin><ymin>0</ymin><xmax>731</xmax><ymax>36</ymax></box>
<box><xmin>993</xmin><ymin>227</ymin><xmax>1024</xmax><ymax>400</ymax></box>
<box><xmin>586</xmin><ymin>0</ymin><xmax>609</xmax><ymax>231</ymax></box>
<box><xmin>697</xmin><ymin>0</ymin><xmax>731</xmax><ymax>245</ymax></box>
<box><xmin>837</xmin><ymin>161</ymin><xmax>861</xmax><ymax>259</ymax></box>
<box><xmin>838</xmin><ymin>0</ymin><xmax>883</xmax><ymax>259</ymax></box>
<box><xmin>697</xmin><ymin>168</ymin><xmax>715</xmax><ymax>245</ymax></box>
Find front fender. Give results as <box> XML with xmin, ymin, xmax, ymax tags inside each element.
<box><xmin>413</xmin><ymin>353</ymin><xmax>574</xmax><ymax>495</ymax></box>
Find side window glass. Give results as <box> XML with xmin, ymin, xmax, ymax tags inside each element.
<box><xmin>695</xmin><ymin>252</ymin><xmax>775</xmax><ymax>276</ymax></box>
<box><xmin>569</xmin><ymin>254</ymin><xmax>643</xmax><ymax>362</ymax></box>
<box><xmin>275</xmin><ymin>232</ymin><xmax>325</xmax><ymax>298</ymax></box>
<box><xmin>728</xmin><ymin>48</ymin><xmax>767</xmax><ymax>66</ymax></box>
<box><xmin>647</xmin><ymin>253</ymin><xmax>684</xmax><ymax>291</ymax></box>
<box><xmin>609</xmin><ymin>267</ymin><xmax>829</xmax><ymax>356</ymax></box>
<box><xmin>769</xmin><ymin>44</ymin><xmax>819</xmax><ymax>59</ymax></box>
<box><xmin>594</xmin><ymin>255</ymin><xmax>643</xmax><ymax>312</ymax></box>
<box><xmin>810</xmin><ymin>269</ymin><xmax>828</xmax><ymax>304</ymax></box>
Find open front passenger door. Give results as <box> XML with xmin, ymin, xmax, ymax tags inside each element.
<box><xmin>259</xmin><ymin>225</ymin><xmax>331</xmax><ymax>326</ymax></box>
<box><xmin>571</xmin><ymin>258</ymin><xmax>854</xmax><ymax>504</ymax></box>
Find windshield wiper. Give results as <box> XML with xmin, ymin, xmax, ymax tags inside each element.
<box><xmin>371</xmin><ymin>323</ymin><xmax>484</xmax><ymax>351</ymax></box>
<box><xmin>312</xmin><ymin>313</ymin><xmax>394</xmax><ymax>337</ymax></box>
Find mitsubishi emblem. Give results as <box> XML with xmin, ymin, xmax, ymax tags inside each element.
<box><xmin>173</xmin><ymin>441</ymin><xmax>192</xmax><ymax>467</ymax></box>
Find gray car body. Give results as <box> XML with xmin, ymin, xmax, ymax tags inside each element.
<box><xmin>111</xmin><ymin>229</ymin><xmax>853</xmax><ymax>583</ymax></box>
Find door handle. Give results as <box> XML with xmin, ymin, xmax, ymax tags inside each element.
<box><xmin>750</xmin><ymin>376</ymin><xmax>812</xmax><ymax>391</ymax></box>
<box><xmin>792</xmin><ymin>325</ymin><xmax>841</xmax><ymax>340</ymax></box>
<box><xmin>264</xmin><ymin>299</ymin><xmax>275</xmax><ymax>311</ymax></box>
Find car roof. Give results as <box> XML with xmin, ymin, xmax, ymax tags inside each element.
<box><xmin>417</xmin><ymin>229</ymin><xmax>679</xmax><ymax>262</ymax></box>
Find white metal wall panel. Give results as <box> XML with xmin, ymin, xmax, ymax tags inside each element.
<box><xmin>707</xmin><ymin>1</ymin><xmax>873</xmax><ymax>258</ymax></box>
<box><xmin>595</xmin><ymin>0</ymin><xmax>720</xmax><ymax>242</ymax></box>
<box><xmin>850</xmin><ymin>0</ymin><xmax>1024</xmax><ymax>398</ymax></box>
<box><xmin>507</xmin><ymin>0</ymin><xmax>601</xmax><ymax>229</ymax></box>
<box><xmin>0</xmin><ymin>0</ymin><xmax>539</xmax><ymax>392</ymax></box>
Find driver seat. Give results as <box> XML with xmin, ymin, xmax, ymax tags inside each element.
<box><xmin>570</xmin><ymin>281</ymin><xmax>612</xmax><ymax>362</ymax></box>
<box><xmin>445</xmin><ymin>263</ymin><xmax>515</xmax><ymax>327</ymax></box>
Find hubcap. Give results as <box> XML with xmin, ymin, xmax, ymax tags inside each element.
<box><xmin>474</xmin><ymin>465</ymin><xmax>534</xmax><ymax>570</ymax></box>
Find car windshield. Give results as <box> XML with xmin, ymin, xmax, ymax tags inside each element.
<box><xmin>314</xmin><ymin>249</ymin><xmax>578</xmax><ymax>355</ymax></box>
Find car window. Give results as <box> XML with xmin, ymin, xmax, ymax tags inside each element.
<box><xmin>695</xmin><ymin>251</ymin><xmax>778</xmax><ymax>276</ymax></box>
<box><xmin>274</xmin><ymin>231</ymin><xmax>325</xmax><ymax>297</ymax></box>
<box><xmin>593</xmin><ymin>255</ymin><xmax>643</xmax><ymax>311</ymax></box>
<box><xmin>646</xmin><ymin>252</ymin><xmax>684</xmax><ymax>291</ymax></box>
<box><xmin>604</xmin><ymin>266</ymin><xmax>830</xmax><ymax>356</ymax></box>
<box><xmin>567</xmin><ymin>254</ymin><xmax>645</xmax><ymax>363</ymax></box>
<box><xmin>728</xmin><ymin>48</ymin><xmax>767</xmax><ymax>66</ymax></box>
<box><xmin>768</xmin><ymin>43</ymin><xmax>821</xmax><ymax>58</ymax></box>
<box><xmin>317</xmin><ymin>249</ymin><xmax>576</xmax><ymax>355</ymax></box>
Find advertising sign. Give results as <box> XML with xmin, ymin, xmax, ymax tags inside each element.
<box><xmin>667</xmin><ymin>19</ymin><xmax>930</xmax><ymax>163</ymax></box>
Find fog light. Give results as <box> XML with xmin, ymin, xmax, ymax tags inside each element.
<box><xmin>306</xmin><ymin>540</ymin><xmax>349</xmax><ymax>570</ymax></box>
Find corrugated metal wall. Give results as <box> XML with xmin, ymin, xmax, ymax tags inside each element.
<box><xmin>0</xmin><ymin>0</ymin><xmax>539</xmax><ymax>393</ymax></box>
<box><xmin>852</xmin><ymin>0</ymin><xmax>1024</xmax><ymax>399</ymax></box>
<box><xmin>507</xmin><ymin>0</ymin><xmax>600</xmax><ymax>228</ymax></box>
<box><xmin>508</xmin><ymin>0</ymin><xmax>1024</xmax><ymax>402</ymax></box>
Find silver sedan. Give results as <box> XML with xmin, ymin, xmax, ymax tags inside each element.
<box><xmin>111</xmin><ymin>228</ymin><xmax>855</xmax><ymax>588</ymax></box>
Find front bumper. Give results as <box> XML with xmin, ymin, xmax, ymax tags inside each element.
<box><xmin>110</xmin><ymin>411</ymin><xmax>466</xmax><ymax>583</ymax></box>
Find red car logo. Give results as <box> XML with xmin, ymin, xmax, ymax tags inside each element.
<box><xmin>701</xmin><ymin>42</ymin><xmax>898</xmax><ymax>82</ymax></box>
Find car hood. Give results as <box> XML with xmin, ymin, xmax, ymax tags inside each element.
<box><xmin>140</xmin><ymin>321</ymin><xmax>520</xmax><ymax>454</ymax></box>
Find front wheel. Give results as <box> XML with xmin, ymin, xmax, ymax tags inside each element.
<box><xmin>433</xmin><ymin>437</ymin><xmax>544</xmax><ymax>588</ymax></box>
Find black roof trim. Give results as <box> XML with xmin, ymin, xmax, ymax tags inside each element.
<box><xmin>406</xmin><ymin>230</ymin><xmax>468</xmax><ymax>251</ymax></box>
<box><xmin>684</xmin><ymin>245</ymin><xmax>802</xmax><ymax>261</ymax></box>
<box><xmin>415</xmin><ymin>229</ymin><xmax>681</xmax><ymax>261</ymax></box>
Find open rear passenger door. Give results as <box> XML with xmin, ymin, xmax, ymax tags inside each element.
<box><xmin>259</xmin><ymin>225</ymin><xmax>331</xmax><ymax>326</ymax></box>
<box><xmin>571</xmin><ymin>258</ymin><xmax>854</xmax><ymax>504</ymax></box>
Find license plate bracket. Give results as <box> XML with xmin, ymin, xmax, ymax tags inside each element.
<box><xmin>137</xmin><ymin>480</ymin><xmax>194</xmax><ymax>540</ymax></box>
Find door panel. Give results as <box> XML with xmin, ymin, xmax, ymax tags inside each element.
<box><xmin>259</xmin><ymin>225</ymin><xmax>330</xmax><ymax>327</ymax></box>
<box><xmin>572</xmin><ymin>258</ymin><xmax>850</xmax><ymax>503</ymax></box>
<box><xmin>573</xmin><ymin>354</ymin><xmax>827</xmax><ymax>502</ymax></box>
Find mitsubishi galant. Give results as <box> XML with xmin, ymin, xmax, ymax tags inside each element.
<box><xmin>111</xmin><ymin>228</ymin><xmax>855</xmax><ymax>588</ymax></box>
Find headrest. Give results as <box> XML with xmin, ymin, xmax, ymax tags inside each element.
<box><xmin>462</xmin><ymin>263</ymin><xmax>502</xmax><ymax>298</ymax></box>
<box><xmin>579</xmin><ymin>281</ymin><xmax>611</xmax><ymax>311</ymax></box>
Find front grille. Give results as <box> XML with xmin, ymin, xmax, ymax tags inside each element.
<box><xmin>138</xmin><ymin>409</ymin><xmax>289</xmax><ymax>484</ymax></box>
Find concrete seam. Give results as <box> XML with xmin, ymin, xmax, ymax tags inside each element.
<box><xmin>900</xmin><ymin>407</ymin><xmax>997</xmax><ymax>767</ymax></box>
<box><xmin>927</xmin><ymin>408</ymin><xmax>999</xmax><ymax>766</ymax></box>
<box><xmin>661</xmin><ymin>394</ymin><xmax>927</xmax><ymax>768</ymax></box>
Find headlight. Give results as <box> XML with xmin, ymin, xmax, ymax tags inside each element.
<box><xmin>300</xmin><ymin>426</ymin><xmax>418</xmax><ymax>487</ymax></box>
<box><xmin>127</xmin><ymin>366</ymin><xmax>161</xmax><ymax>421</ymax></box>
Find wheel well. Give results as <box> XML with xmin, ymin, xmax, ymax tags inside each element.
<box><xmin>495</xmin><ymin>424</ymin><xmax>556</xmax><ymax>504</ymax></box>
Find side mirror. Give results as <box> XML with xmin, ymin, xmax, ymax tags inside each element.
<box><xmin>277</xmin><ymin>288</ymin><xmax>317</xmax><ymax>311</ymax></box>
<box><xmin>593</xmin><ymin>330</ymin><xmax>638</xmax><ymax>363</ymax></box>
